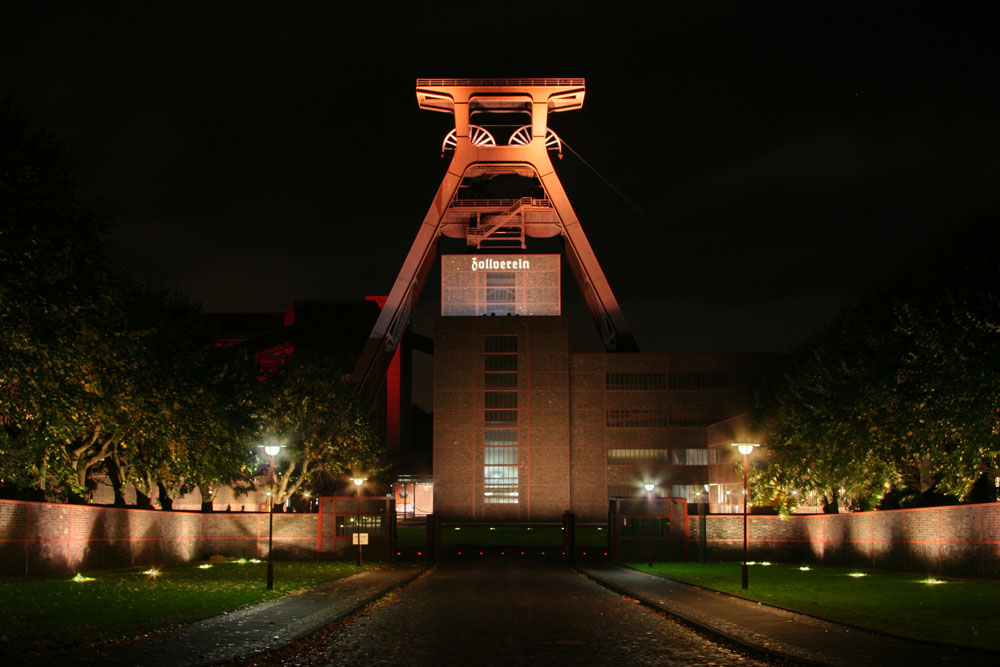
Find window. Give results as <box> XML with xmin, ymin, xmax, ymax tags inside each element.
<box><xmin>606</xmin><ymin>408</ymin><xmax>669</xmax><ymax>428</ymax></box>
<box><xmin>485</xmin><ymin>355</ymin><xmax>518</xmax><ymax>371</ymax></box>
<box><xmin>485</xmin><ymin>288</ymin><xmax>516</xmax><ymax>303</ymax></box>
<box><xmin>607</xmin><ymin>449</ymin><xmax>671</xmax><ymax>465</ymax></box>
<box><xmin>484</xmin><ymin>429</ymin><xmax>518</xmax><ymax>504</ymax></box>
<box><xmin>668</xmin><ymin>372</ymin><xmax>727</xmax><ymax>390</ymax></box>
<box><xmin>484</xmin><ymin>338</ymin><xmax>518</xmax><ymax>504</ymax></box>
<box><xmin>485</xmin><ymin>392</ymin><xmax>517</xmax><ymax>409</ymax></box>
<box><xmin>671</xmin><ymin>449</ymin><xmax>709</xmax><ymax>465</ymax></box>
<box><xmin>486</xmin><ymin>272</ymin><xmax>516</xmax><ymax>287</ymax></box>
<box><xmin>485</xmin><ymin>372</ymin><xmax>517</xmax><ymax>388</ymax></box>
<box><xmin>484</xmin><ymin>335</ymin><xmax>518</xmax><ymax>353</ymax></box>
<box><xmin>485</xmin><ymin>410</ymin><xmax>518</xmax><ymax>425</ymax></box>
<box><xmin>605</xmin><ymin>372</ymin><xmax>667</xmax><ymax>390</ymax></box>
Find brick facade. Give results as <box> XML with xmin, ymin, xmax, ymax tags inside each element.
<box><xmin>688</xmin><ymin>503</ymin><xmax>1000</xmax><ymax>578</ymax></box>
<box><xmin>433</xmin><ymin>315</ymin><xmax>769</xmax><ymax>522</ymax></box>
<box><xmin>0</xmin><ymin>497</ymin><xmax>392</xmax><ymax>577</ymax></box>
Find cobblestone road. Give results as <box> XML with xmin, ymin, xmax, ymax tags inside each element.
<box><xmin>239</xmin><ymin>558</ymin><xmax>777</xmax><ymax>666</ymax></box>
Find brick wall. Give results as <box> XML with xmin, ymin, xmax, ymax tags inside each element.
<box><xmin>0</xmin><ymin>497</ymin><xmax>392</xmax><ymax>577</ymax></box>
<box><xmin>689</xmin><ymin>503</ymin><xmax>1000</xmax><ymax>578</ymax></box>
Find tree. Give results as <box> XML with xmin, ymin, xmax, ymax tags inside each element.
<box><xmin>0</xmin><ymin>102</ymin><xmax>258</xmax><ymax>505</ymax></box>
<box><xmin>0</xmin><ymin>99</ymin><xmax>121</xmax><ymax>501</ymax></box>
<box><xmin>107</xmin><ymin>283</ymin><xmax>257</xmax><ymax>509</ymax></box>
<box><xmin>255</xmin><ymin>353</ymin><xmax>383</xmax><ymax>506</ymax></box>
<box><xmin>754</xmin><ymin>219</ymin><xmax>1000</xmax><ymax>511</ymax></box>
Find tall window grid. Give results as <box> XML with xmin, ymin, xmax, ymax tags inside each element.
<box><xmin>484</xmin><ymin>336</ymin><xmax>518</xmax><ymax>504</ymax></box>
<box><xmin>485</xmin><ymin>272</ymin><xmax>516</xmax><ymax>315</ymax></box>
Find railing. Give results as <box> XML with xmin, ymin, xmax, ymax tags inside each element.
<box><xmin>450</xmin><ymin>198</ymin><xmax>551</xmax><ymax>210</ymax></box>
<box><xmin>467</xmin><ymin>197</ymin><xmax>531</xmax><ymax>239</ymax></box>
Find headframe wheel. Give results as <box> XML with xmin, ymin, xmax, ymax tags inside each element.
<box><xmin>508</xmin><ymin>125</ymin><xmax>563</xmax><ymax>158</ymax></box>
<box><xmin>441</xmin><ymin>125</ymin><xmax>497</xmax><ymax>156</ymax></box>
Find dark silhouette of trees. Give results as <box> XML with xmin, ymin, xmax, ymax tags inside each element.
<box><xmin>1</xmin><ymin>102</ymin><xmax>384</xmax><ymax>506</ymax></box>
<box><xmin>755</xmin><ymin>219</ymin><xmax>1000</xmax><ymax>512</ymax></box>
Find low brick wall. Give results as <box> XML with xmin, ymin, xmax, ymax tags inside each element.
<box><xmin>0</xmin><ymin>497</ymin><xmax>393</xmax><ymax>577</ymax></box>
<box><xmin>689</xmin><ymin>503</ymin><xmax>1000</xmax><ymax>578</ymax></box>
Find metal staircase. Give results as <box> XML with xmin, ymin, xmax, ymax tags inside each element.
<box><xmin>464</xmin><ymin>197</ymin><xmax>533</xmax><ymax>249</ymax></box>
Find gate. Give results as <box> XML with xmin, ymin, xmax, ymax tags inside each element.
<box><xmin>318</xmin><ymin>496</ymin><xmax>395</xmax><ymax>561</ymax></box>
<box><xmin>608</xmin><ymin>497</ymin><xmax>688</xmax><ymax>564</ymax></box>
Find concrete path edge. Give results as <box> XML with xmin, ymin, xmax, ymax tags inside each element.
<box><xmin>196</xmin><ymin>563</ymin><xmax>430</xmax><ymax>667</ymax></box>
<box><xmin>576</xmin><ymin>562</ymin><xmax>1000</xmax><ymax>666</ymax></box>
<box><xmin>574</xmin><ymin>563</ymin><xmax>831</xmax><ymax>666</ymax></box>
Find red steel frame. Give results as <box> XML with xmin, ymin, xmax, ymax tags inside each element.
<box><xmin>352</xmin><ymin>78</ymin><xmax>638</xmax><ymax>408</ymax></box>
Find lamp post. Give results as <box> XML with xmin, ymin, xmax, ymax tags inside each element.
<box><xmin>261</xmin><ymin>444</ymin><xmax>282</xmax><ymax>590</ymax></box>
<box><xmin>643</xmin><ymin>482</ymin><xmax>655</xmax><ymax>567</ymax></box>
<box><xmin>699</xmin><ymin>484</ymin><xmax>709</xmax><ymax>564</ymax></box>
<box><xmin>731</xmin><ymin>442</ymin><xmax>759</xmax><ymax>589</ymax></box>
<box><xmin>352</xmin><ymin>477</ymin><xmax>367</xmax><ymax>566</ymax></box>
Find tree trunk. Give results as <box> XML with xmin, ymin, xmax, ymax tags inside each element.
<box><xmin>822</xmin><ymin>489</ymin><xmax>840</xmax><ymax>514</ymax></box>
<box><xmin>157</xmin><ymin>482</ymin><xmax>173</xmax><ymax>511</ymax></box>
<box><xmin>135</xmin><ymin>489</ymin><xmax>153</xmax><ymax>510</ymax></box>
<box><xmin>106</xmin><ymin>458</ymin><xmax>128</xmax><ymax>507</ymax></box>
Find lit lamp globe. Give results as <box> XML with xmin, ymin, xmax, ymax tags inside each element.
<box><xmin>643</xmin><ymin>483</ymin><xmax>655</xmax><ymax>493</ymax></box>
<box><xmin>733</xmin><ymin>442</ymin><xmax>758</xmax><ymax>456</ymax></box>
<box><xmin>264</xmin><ymin>445</ymin><xmax>281</xmax><ymax>457</ymax></box>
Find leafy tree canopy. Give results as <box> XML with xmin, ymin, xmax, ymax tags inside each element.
<box><xmin>754</xmin><ymin>219</ymin><xmax>1000</xmax><ymax>512</ymax></box>
<box><xmin>255</xmin><ymin>353</ymin><xmax>383</xmax><ymax>505</ymax></box>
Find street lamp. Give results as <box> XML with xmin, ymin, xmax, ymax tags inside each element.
<box><xmin>352</xmin><ymin>477</ymin><xmax>367</xmax><ymax>566</ymax></box>
<box><xmin>731</xmin><ymin>442</ymin><xmax>759</xmax><ymax>589</ymax></box>
<box><xmin>261</xmin><ymin>444</ymin><xmax>283</xmax><ymax>590</ymax></box>
<box><xmin>643</xmin><ymin>483</ymin><xmax>655</xmax><ymax>567</ymax></box>
<box><xmin>699</xmin><ymin>483</ymin><xmax>709</xmax><ymax>564</ymax></box>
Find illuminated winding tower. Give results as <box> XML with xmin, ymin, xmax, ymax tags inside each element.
<box><xmin>354</xmin><ymin>78</ymin><xmax>637</xmax><ymax>405</ymax></box>
<box><xmin>353</xmin><ymin>79</ymin><xmax>690</xmax><ymax>521</ymax></box>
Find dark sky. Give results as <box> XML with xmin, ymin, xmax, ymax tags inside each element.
<box><xmin>3</xmin><ymin>3</ymin><xmax>998</xmax><ymax>358</ymax></box>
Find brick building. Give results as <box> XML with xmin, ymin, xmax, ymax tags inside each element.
<box><xmin>431</xmin><ymin>257</ymin><xmax>773</xmax><ymax>522</ymax></box>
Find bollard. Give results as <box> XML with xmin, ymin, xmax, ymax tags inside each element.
<box><xmin>563</xmin><ymin>510</ymin><xmax>576</xmax><ymax>563</ymax></box>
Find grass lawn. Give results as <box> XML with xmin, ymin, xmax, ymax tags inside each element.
<box><xmin>396</xmin><ymin>523</ymin><xmax>609</xmax><ymax>549</ymax></box>
<box><xmin>0</xmin><ymin>559</ymin><xmax>372</xmax><ymax>654</ymax></box>
<box><xmin>628</xmin><ymin>561</ymin><xmax>1000</xmax><ymax>651</ymax></box>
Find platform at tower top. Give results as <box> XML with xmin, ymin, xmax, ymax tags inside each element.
<box><xmin>416</xmin><ymin>78</ymin><xmax>586</xmax><ymax>114</ymax></box>
<box><xmin>416</xmin><ymin>78</ymin><xmax>584</xmax><ymax>87</ymax></box>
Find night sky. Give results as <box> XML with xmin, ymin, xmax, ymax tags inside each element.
<box><xmin>3</xmin><ymin>3</ymin><xmax>998</xmax><ymax>365</ymax></box>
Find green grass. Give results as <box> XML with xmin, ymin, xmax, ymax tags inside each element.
<box><xmin>628</xmin><ymin>561</ymin><xmax>999</xmax><ymax>651</ymax></box>
<box><xmin>0</xmin><ymin>559</ymin><xmax>373</xmax><ymax>654</ymax></box>
<box><xmin>396</xmin><ymin>523</ymin><xmax>609</xmax><ymax>549</ymax></box>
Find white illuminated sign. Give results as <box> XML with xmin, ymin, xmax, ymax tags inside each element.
<box><xmin>441</xmin><ymin>254</ymin><xmax>560</xmax><ymax>316</ymax></box>
<box><xmin>470</xmin><ymin>256</ymin><xmax>531</xmax><ymax>271</ymax></box>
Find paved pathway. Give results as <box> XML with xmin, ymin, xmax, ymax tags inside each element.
<box><xmin>27</xmin><ymin>563</ymin><xmax>425</xmax><ymax>667</ymax></box>
<box><xmin>243</xmin><ymin>558</ymin><xmax>777</xmax><ymax>666</ymax></box>
<box><xmin>576</xmin><ymin>561</ymin><xmax>999</xmax><ymax>667</ymax></box>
